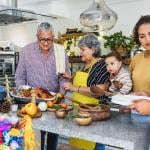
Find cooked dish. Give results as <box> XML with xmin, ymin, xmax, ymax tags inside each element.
<box><xmin>18</xmin><ymin>87</ymin><xmax>53</xmax><ymax>99</ymax></box>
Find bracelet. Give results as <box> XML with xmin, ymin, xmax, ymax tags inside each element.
<box><xmin>78</xmin><ymin>86</ymin><xmax>81</xmax><ymax>93</ymax></box>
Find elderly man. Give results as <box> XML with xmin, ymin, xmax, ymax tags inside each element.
<box><xmin>15</xmin><ymin>22</ymin><xmax>70</xmax><ymax>150</ymax></box>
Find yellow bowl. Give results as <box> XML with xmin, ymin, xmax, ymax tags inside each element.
<box><xmin>55</xmin><ymin>109</ymin><xmax>68</xmax><ymax>119</ymax></box>
<box><xmin>75</xmin><ymin>113</ymin><xmax>92</xmax><ymax>126</ymax></box>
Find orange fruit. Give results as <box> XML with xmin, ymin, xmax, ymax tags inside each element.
<box><xmin>60</xmin><ymin>103</ymin><xmax>67</xmax><ymax>109</ymax></box>
<box><xmin>47</xmin><ymin>101</ymin><xmax>54</xmax><ymax>108</ymax></box>
<box><xmin>25</xmin><ymin>102</ymin><xmax>38</xmax><ymax>116</ymax></box>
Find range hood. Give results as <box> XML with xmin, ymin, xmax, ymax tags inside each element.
<box><xmin>0</xmin><ymin>0</ymin><xmax>56</xmax><ymax>26</ymax></box>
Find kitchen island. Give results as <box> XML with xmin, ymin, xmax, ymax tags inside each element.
<box><xmin>32</xmin><ymin>111</ymin><xmax>149</xmax><ymax>150</ymax></box>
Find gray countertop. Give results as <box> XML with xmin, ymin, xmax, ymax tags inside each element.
<box><xmin>32</xmin><ymin>111</ymin><xmax>150</xmax><ymax>150</ymax></box>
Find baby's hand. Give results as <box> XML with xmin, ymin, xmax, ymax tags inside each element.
<box><xmin>90</xmin><ymin>85</ymin><xmax>105</xmax><ymax>96</ymax></box>
<box><xmin>113</xmin><ymin>81</ymin><xmax>123</xmax><ymax>90</ymax></box>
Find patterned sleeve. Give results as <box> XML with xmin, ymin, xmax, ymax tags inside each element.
<box><xmin>87</xmin><ymin>59</ymin><xmax>110</xmax><ymax>86</ymax></box>
<box><xmin>117</xmin><ymin>72</ymin><xmax>132</xmax><ymax>95</ymax></box>
<box><xmin>15</xmin><ymin>48</ymin><xmax>27</xmax><ymax>87</ymax></box>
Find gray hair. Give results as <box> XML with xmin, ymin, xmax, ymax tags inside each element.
<box><xmin>37</xmin><ymin>22</ymin><xmax>54</xmax><ymax>34</ymax></box>
<box><xmin>78</xmin><ymin>33</ymin><xmax>101</xmax><ymax>57</ymax></box>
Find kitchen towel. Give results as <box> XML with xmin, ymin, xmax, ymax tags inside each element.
<box><xmin>54</xmin><ymin>43</ymin><xmax>66</xmax><ymax>75</ymax></box>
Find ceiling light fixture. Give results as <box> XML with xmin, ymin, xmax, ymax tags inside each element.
<box><xmin>0</xmin><ymin>0</ymin><xmax>56</xmax><ymax>26</ymax></box>
<box><xmin>80</xmin><ymin>0</ymin><xmax>118</xmax><ymax>31</ymax></box>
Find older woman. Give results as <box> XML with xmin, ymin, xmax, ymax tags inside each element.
<box><xmin>62</xmin><ymin>33</ymin><xmax>110</xmax><ymax>150</ymax></box>
<box><xmin>62</xmin><ymin>33</ymin><xmax>109</xmax><ymax>105</ymax></box>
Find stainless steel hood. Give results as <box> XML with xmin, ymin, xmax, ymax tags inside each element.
<box><xmin>0</xmin><ymin>0</ymin><xmax>56</xmax><ymax>26</ymax></box>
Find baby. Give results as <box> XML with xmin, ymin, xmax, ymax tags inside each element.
<box><xmin>105</xmin><ymin>51</ymin><xmax>132</xmax><ymax>95</ymax></box>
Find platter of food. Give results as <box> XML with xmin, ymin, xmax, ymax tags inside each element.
<box><xmin>10</xmin><ymin>85</ymin><xmax>56</xmax><ymax>103</ymax></box>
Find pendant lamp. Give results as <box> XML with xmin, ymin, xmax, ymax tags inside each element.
<box><xmin>80</xmin><ymin>0</ymin><xmax>118</xmax><ymax>31</ymax></box>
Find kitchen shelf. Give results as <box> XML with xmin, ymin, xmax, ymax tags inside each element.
<box><xmin>55</xmin><ymin>32</ymin><xmax>86</xmax><ymax>44</ymax></box>
<box><xmin>61</xmin><ymin>32</ymin><xmax>86</xmax><ymax>38</ymax></box>
<box><xmin>69</xmin><ymin>56</ymin><xmax>83</xmax><ymax>63</ymax></box>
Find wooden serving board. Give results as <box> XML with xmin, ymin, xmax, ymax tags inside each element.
<box><xmin>17</xmin><ymin>109</ymin><xmax>42</xmax><ymax>118</ymax></box>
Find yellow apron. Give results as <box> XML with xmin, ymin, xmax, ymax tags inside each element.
<box><xmin>69</xmin><ymin>69</ymin><xmax>99</xmax><ymax>150</ymax></box>
<box><xmin>72</xmin><ymin>71</ymin><xmax>99</xmax><ymax>105</ymax></box>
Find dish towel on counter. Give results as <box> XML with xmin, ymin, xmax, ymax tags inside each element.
<box><xmin>54</xmin><ymin>43</ymin><xmax>66</xmax><ymax>75</ymax></box>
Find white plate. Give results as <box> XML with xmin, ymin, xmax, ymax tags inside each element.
<box><xmin>111</xmin><ymin>95</ymin><xmax>150</xmax><ymax>106</ymax></box>
<box><xmin>18</xmin><ymin>85</ymin><xmax>32</xmax><ymax>90</ymax></box>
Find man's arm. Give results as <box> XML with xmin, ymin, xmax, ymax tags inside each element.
<box><xmin>15</xmin><ymin>50</ymin><xmax>27</xmax><ymax>87</ymax></box>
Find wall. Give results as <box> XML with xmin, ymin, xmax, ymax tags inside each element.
<box><xmin>0</xmin><ymin>22</ymin><xmax>38</xmax><ymax>47</ymax></box>
<box><xmin>109</xmin><ymin>0</ymin><xmax>150</xmax><ymax>35</ymax></box>
<box><xmin>0</xmin><ymin>0</ymin><xmax>149</xmax><ymax>54</ymax></box>
<box><xmin>0</xmin><ymin>28</ymin><xmax>2</xmax><ymax>40</ymax></box>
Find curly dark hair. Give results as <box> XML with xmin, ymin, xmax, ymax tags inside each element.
<box><xmin>133</xmin><ymin>15</ymin><xmax>150</xmax><ymax>46</ymax></box>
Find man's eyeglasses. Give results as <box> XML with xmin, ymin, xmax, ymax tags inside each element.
<box><xmin>39</xmin><ymin>38</ymin><xmax>54</xmax><ymax>44</ymax></box>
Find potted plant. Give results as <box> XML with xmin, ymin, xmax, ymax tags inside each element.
<box><xmin>103</xmin><ymin>31</ymin><xmax>139</xmax><ymax>57</ymax></box>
